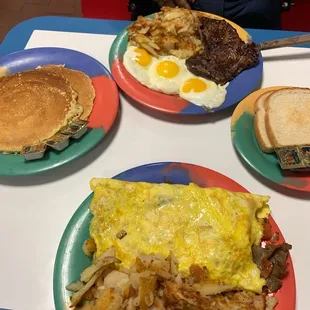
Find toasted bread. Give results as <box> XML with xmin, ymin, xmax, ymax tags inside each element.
<box><xmin>265</xmin><ymin>87</ymin><xmax>310</xmax><ymax>148</ymax></box>
<box><xmin>253</xmin><ymin>91</ymin><xmax>274</xmax><ymax>153</ymax></box>
<box><xmin>254</xmin><ymin>91</ymin><xmax>273</xmax><ymax>113</ymax></box>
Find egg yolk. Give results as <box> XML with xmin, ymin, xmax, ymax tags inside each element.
<box><xmin>156</xmin><ymin>61</ymin><xmax>180</xmax><ymax>78</ymax></box>
<box><xmin>134</xmin><ymin>48</ymin><xmax>152</xmax><ymax>67</ymax></box>
<box><xmin>182</xmin><ymin>78</ymin><xmax>207</xmax><ymax>93</ymax></box>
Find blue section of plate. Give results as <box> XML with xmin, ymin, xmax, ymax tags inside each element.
<box><xmin>180</xmin><ymin>53</ymin><xmax>263</xmax><ymax>114</ymax></box>
<box><xmin>115</xmin><ymin>162</ymin><xmax>191</xmax><ymax>184</ymax></box>
<box><xmin>0</xmin><ymin>47</ymin><xmax>110</xmax><ymax>78</ymax></box>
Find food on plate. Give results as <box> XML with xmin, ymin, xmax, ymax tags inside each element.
<box><xmin>254</xmin><ymin>87</ymin><xmax>310</xmax><ymax>170</ymax></box>
<box><xmin>123</xmin><ymin>46</ymin><xmax>157</xmax><ymax>88</ymax></box>
<box><xmin>68</xmin><ymin>250</ymin><xmax>279</xmax><ymax>309</ymax></box>
<box><xmin>148</xmin><ymin>56</ymin><xmax>188</xmax><ymax>95</ymax></box>
<box><xmin>186</xmin><ymin>17</ymin><xmax>259</xmax><ymax>85</ymax></box>
<box><xmin>38</xmin><ymin>65</ymin><xmax>95</xmax><ymax>120</ymax></box>
<box><xmin>89</xmin><ymin>179</ymin><xmax>270</xmax><ymax>292</ymax></box>
<box><xmin>265</xmin><ymin>88</ymin><xmax>310</xmax><ymax>148</ymax></box>
<box><xmin>127</xmin><ymin>7</ymin><xmax>202</xmax><ymax>59</ymax></box>
<box><xmin>0</xmin><ymin>64</ymin><xmax>96</xmax><ymax>156</ymax></box>
<box><xmin>123</xmin><ymin>47</ymin><xmax>228</xmax><ymax>108</ymax></box>
<box><xmin>254</xmin><ymin>90</ymin><xmax>275</xmax><ymax>153</ymax></box>
<box><xmin>123</xmin><ymin>50</ymin><xmax>187</xmax><ymax>95</ymax></box>
<box><xmin>0</xmin><ymin>70</ymin><xmax>82</xmax><ymax>152</ymax></box>
<box><xmin>179</xmin><ymin>75</ymin><xmax>228</xmax><ymax>108</ymax></box>
<box><xmin>66</xmin><ymin>179</ymin><xmax>292</xmax><ymax>309</ymax></box>
<box><xmin>252</xmin><ymin>243</ymin><xmax>292</xmax><ymax>292</ymax></box>
<box><xmin>124</xmin><ymin>7</ymin><xmax>260</xmax><ymax>109</ymax></box>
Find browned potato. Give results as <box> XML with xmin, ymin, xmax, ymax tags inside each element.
<box><xmin>82</xmin><ymin>238</ymin><xmax>96</xmax><ymax>257</ymax></box>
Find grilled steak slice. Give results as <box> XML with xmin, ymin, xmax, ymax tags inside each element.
<box><xmin>198</xmin><ymin>16</ymin><xmax>243</xmax><ymax>53</ymax></box>
<box><xmin>186</xmin><ymin>17</ymin><xmax>260</xmax><ymax>85</ymax></box>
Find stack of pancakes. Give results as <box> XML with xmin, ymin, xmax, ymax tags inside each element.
<box><xmin>0</xmin><ymin>65</ymin><xmax>95</xmax><ymax>153</ymax></box>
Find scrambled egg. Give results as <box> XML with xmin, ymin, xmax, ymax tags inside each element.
<box><xmin>89</xmin><ymin>179</ymin><xmax>270</xmax><ymax>293</ymax></box>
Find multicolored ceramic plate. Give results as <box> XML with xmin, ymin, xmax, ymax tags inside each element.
<box><xmin>231</xmin><ymin>86</ymin><xmax>310</xmax><ymax>192</ymax></box>
<box><xmin>53</xmin><ymin>162</ymin><xmax>295</xmax><ymax>310</ymax></box>
<box><xmin>109</xmin><ymin>12</ymin><xmax>263</xmax><ymax>115</ymax></box>
<box><xmin>0</xmin><ymin>47</ymin><xmax>119</xmax><ymax>176</ymax></box>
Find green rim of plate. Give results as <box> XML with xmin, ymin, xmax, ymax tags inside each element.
<box><xmin>0</xmin><ymin>128</ymin><xmax>104</xmax><ymax>176</ymax></box>
<box><xmin>53</xmin><ymin>194</ymin><xmax>93</xmax><ymax>310</ymax></box>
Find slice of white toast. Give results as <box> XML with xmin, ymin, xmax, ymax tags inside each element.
<box><xmin>254</xmin><ymin>91</ymin><xmax>273</xmax><ymax>113</ymax></box>
<box><xmin>254</xmin><ymin>91</ymin><xmax>274</xmax><ymax>153</ymax></box>
<box><xmin>265</xmin><ymin>87</ymin><xmax>310</xmax><ymax>148</ymax></box>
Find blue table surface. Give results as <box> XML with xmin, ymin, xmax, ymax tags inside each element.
<box><xmin>0</xmin><ymin>16</ymin><xmax>309</xmax><ymax>57</ymax></box>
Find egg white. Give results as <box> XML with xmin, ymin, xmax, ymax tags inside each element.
<box><xmin>123</xmin><ymin>47</ymin><xmax>229</xmax><ymax>108</ymax></box>
<box><xmin>123</xmin><ymin>46</ymin><xmax>156</xmax><ymax>88</ymax></box>
<box><xmin>179</xmin><ymin>75</ymin><xmax>229</xmax><ymax>109</ymax></box>
<box><xmin>148</xmin><ymin>56</ymin><xmax>188</xmax><ymax>95</ymax></box>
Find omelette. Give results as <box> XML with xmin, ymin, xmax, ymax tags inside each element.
<box><xmin>89</xmin><ymin>179</ymin><xmax>270</xmax><ymax>293</ymax></box>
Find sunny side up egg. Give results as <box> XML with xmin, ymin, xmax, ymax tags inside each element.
<box><xmin>123</xmin><ymin>46</ymin><xmax>229</xmax><ymax>108</ymax></box>
<box><xmin>179</xmin><ymin>75</ymin><xmax>229</xmax><ymax>109</ymax></box>
<box><xmin>148</xmin><ymin>56</ymin><xmax>188</xmax><ymax>95</ymax></box>
<box><xmin>123</xmin><ymin>46</ymin><xmax>156</xmax><ymax>88</ymax></box>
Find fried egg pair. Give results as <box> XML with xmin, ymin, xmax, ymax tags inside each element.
<box><xmin>123</xmin><ymin>46</ymin><xmax>228</xmax><ymax>108</ymax></box>
<box><xmin>123</xmin><ymin>46</ymin><xmax>187</xmax><ymax>95</ymax></box>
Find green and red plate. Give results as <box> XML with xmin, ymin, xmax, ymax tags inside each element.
<box><xmin>0</xmin><ymin>47</ymin><xmax>119</xmax><ymax>176</ymax></box>
<box><xmin>53</xmin><ymin>162</ymin><xmax>295</xmax><ymax>310</ymax></box>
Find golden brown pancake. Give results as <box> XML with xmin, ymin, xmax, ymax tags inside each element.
<box><xmin>0</xmin><ymin>70</ymin><xmax>83</xmax><ymax>152</ymax></box>
<box><xmin>39</xmin><ymin>65</ymin><xmax>95</xmax><ymax>120</ymax></box>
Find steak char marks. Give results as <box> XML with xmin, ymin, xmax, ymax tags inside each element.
<box><xmin>186</xmin><ymin>17</ymin><xmax>259</xmax><ymax>85</ymax></box>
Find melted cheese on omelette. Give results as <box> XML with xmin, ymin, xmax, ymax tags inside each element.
<box><xmin>89</xmin><ymin>179</ymin><xmax>270</xmax><ymax>293</ymax></box>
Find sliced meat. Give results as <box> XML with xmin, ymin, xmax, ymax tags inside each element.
<box><xmin>266</xmin><ymin>275</ymin><xmax>283</xmax><ymax>293</ymax></box>
<box><xmin>198</xmin><ymin>16</ymin><xmax>243</xmax><ymax>53</ymax></box>
<box><xmin>186</xmin><ymin>17</ymin><xmax>260</xmax><ymax>85</ymax></box>
<box><xmin>261</xmin><ymin>258</ymin><xmax>273</xmax><ymax>279</ymax></box>
<box><xmin>252</xmin><ymin>243</ymin><xmax>292</xmax><ymax>292</ymax></box>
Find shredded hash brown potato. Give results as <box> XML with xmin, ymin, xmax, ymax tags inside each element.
<box><xmin>127</xmin><ymin>7</ymin><xmax>203</xmax><ymax>59</ymax></box>
<box><xmin>67</xmin><ymin>246</ymin><xmax>278</xmax><ymax>309</ymax></box>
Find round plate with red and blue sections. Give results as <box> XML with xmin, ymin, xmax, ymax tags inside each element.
<box><xmin>53</xmin><ymin>162</ymin><xmax>295</xmax><ymax>310</ymax></box>
<box><xmin>0</xmin><ymin>47</ymin><xmax>119</xmax><ymax>176</ymax></box>
<box><xmin>109</xmin><ymin>24</ymin><xmax>263</xmax><ymax>115</ymax></box>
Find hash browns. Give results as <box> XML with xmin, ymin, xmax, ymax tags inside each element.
<box><xmin>127</xmin><ymin>7</ymin><xmax>203</xmax><ymax>59</ymax></box>
<box><xmin>67</xmin><ymin>247</ymin><xmax>277</xmax><ymax>309</ymax></box>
